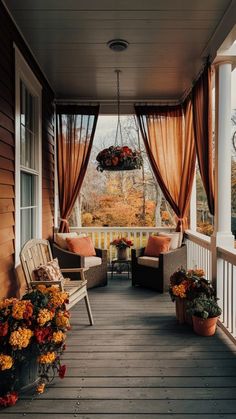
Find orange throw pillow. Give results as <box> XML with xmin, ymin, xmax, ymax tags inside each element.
<box><xmin>66</xmin><ymin>236</ymin><xmax>96</xmax><ymax>257</ymax></box>
<box><xmin>144</xmin><ymin>235</ymin><xmax>171</xmax><ymax>257</ymax></box>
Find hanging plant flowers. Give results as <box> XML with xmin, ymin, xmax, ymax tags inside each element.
<box><xmin>96</xmin><ymin>145</ymin><xmax>143</xmax><ymax>172</ymax></box>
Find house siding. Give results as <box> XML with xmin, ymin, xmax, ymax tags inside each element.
<box><xmin>0</xmin><ymin>2</ymin><xmax>55</xmax><ymax>298</ymax></box>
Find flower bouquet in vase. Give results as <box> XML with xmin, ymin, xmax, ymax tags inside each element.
<box><xmin>110</xmin><ymin>237</ymin><xmax>133</xmax><ymax>260</ymax></box>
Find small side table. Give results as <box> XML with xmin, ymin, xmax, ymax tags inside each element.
<box><xmin>111</xmin><ymin>259</ymin><xmax>131</xmax><ymax>280</ymax></box>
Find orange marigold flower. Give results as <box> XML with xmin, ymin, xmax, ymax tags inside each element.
<box><xmin>187</xmin><ymin>268</ymin><xmax>205</xmax><ymax>277</ymax></box>
<box><xmin>172</xmin><ymin>284</ymin><xmax>186</xmax><ymax>299</ymax></box>
<box><xmin>38</xmin><ymin>351</ymin><xmax>56</xmax><ymax>364</ymax></box>
<box><xmin>37</xmin><ymin>308</ymin><xmax>54</xmax><ymax>326</ymax></box>
<box><xmin>36</xmin><ymin>383</ymin><xmax>46</xmax><ymax>394</ymax></box>
<box><xmin>55</xmin><ymin>310</ymin><xmax>70</xmax><ymax>329</ymax></box>
<box><xmin>52</xmin><ymin>331</ymin><xmax>65</xmax><ymax>344</ymax></box>
<box><xmin>0</xmin><ymin>298</ymin><xmax>18</xmax><ymax>310</ymax></box>
<box><xmin>36</xmin><ymin>284</ymin><xmax>47</xmax><ymax>293</ymax></box>
<box><xmin>12</xmin><ymin>300</ymin><xmax>33</xmax><ymax>320</ymax></box>
<box><xmin>0</xmin><ymin>354</ymin><xmax>13</xmax><ymax>371</ymax></box>
<box><xmin>49</xmin><ymin>291</ymin><xmax>68</xmax><ymax>308</ymax></box>
<box><xmin>9</xmin><ymin>328</ymin><xmax>33</xmax><ymax>350</ymax></box>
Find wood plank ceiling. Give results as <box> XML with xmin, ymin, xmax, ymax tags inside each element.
<box><xmin>3</xmin><ymin>0</ymin><xmax>235</xmax><ymax>105</ymax></box>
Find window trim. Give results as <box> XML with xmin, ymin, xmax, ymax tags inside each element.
<box><xmin>15</xmin><ymin>46</ymin><xmax>42</xmax><ymax>264</ymax></box>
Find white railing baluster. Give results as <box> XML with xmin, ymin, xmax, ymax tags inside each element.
<box><xmin>98</xmin><ymin>231</ymin><xmax>102</xmax><ymax>249</ymax></box>
<box><xmin>233</xmin><ymin>266</ymin><xmax>236</xmax><ymax>337</ymax></box>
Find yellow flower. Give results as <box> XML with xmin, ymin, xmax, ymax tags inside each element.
<box><xmin>52</xmin><ymin>331</ymin><xmax>65</xmax><ymax>344</ymax></box>
<box><xmin>36</xmin><ymin>383</ymin><xmax>46</xmax><ymax>394</ymax></box>
<box><xmin>55</xmin><ymin>311</ymin><xmax>70</xmax><ymax>329</ymax></box>
<box><xmin>37</xmin><ymin>309</ymin><xmax>54</xmax><ymax>326</ymax></box>
<box><xmin>9</xmin><ymin>328</ymin><xmax>33</xmax><ymax>349</ymax></box>
<box><xmin>0</xmin><ymin>354</ymin><xmax>13</xmax><ymax>371</ymax></box>
<box><xmin>38</xmin><ymin>352</ymin><xmax>56</xmax><ymax>364</ymax></box>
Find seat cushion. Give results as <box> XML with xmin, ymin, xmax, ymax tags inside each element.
<box><xmin>157</xmin><ymin>232</ymin><xmax>183</xmax><ymax>250</ymax></box>
<box><xmin>84</xmin><ymin>256</ymin><xmax>102</xmax><ymax>268</ymax></box>
<box><xmin>66</xmin><ymin>236</ymin><xmax>96</xmax><ymax>257</ymax></box>
<box><xmin>144</xmin><ymin>235</ymin><xmax>171</xmax><ymax>257</ymax></box>
<box><xmin>55</xmin><ymin>232</ymin><xmax>78</xmax><ymax>250</ymax></box>
<box><xmin>137</xmin><ymin>256</ymin><xmax>159</xmax><ymax>269</ymax></box>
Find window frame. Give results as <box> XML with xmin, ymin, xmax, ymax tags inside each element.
<box><xmin>15</xmin><ymin>46</ymin><xmax>42</xmax><ymax>264</ymax></box>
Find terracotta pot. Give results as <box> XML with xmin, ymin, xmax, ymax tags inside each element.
<box><xmin>192</xmin><ymin>315</ymin><xmax>218</xmax><ymax>336</ymax></box>
<box><xmin>117</xmin><ymin>247</ymin><xmax>128</xmax><ymax>260</ymax></box>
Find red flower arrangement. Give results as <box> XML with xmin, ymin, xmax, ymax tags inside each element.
<box><xmin>96</xmin><ymin>145</ymin><xmax>143</xmax><ymax>172</ymax></box>
<box><xmin>110</xmin><ymin>237</ymin><xmax>133</xmax><ymax>249</ymax></box>
<box><xmin>0</xmin><ymin>286</ymin><xmax>71</xmax><ymax>407</ymax></box>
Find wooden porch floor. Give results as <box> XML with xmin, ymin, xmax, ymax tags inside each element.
<box><xmin>2</xmin><ymin>274</ymin><xmax>236</xmax><ymax>418</ymax></box>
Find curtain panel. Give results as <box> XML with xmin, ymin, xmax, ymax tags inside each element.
<box><xmin>135</xmin><ymin>100</ymin><xmax>196</xmax><ymax>232</ymax></box>
<box><xmin>56</xmin><ymin>105</ymin><xmax>99</xmax><ymax>232</ymax></box>
<box><xmin>192</xmin><ymin>65</ymin><xmax>214</xmax><ymax>215</ymax></box>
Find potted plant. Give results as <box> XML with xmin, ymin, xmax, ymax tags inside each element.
<box><xmin>187</xmin><ymin>294</ymin><xmax>222</xmax><ymax>336</ymax></box>
<box><xmin>110</xmin><ymin>237</ymin><xmax>133</xmax><ymax>260</ymax></box>
<box><xmin>0</xmin><ymin>285</ymin><xmax>70</xmax><ymax>408</ymax></box>
<box><xmin>169</xmin><ymin>267</ymin><xmax>214</xmax><ymax>324</ymax></box>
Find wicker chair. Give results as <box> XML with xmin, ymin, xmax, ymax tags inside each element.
<box><xmin>52</xmin><ymin>243</ymin><xmax>108</xmax><ymax>289</ymax></box>
<box><xmin>131</xmin><ymin>244</ymin><xmax>187</xmax><ymax>293</ymax></box>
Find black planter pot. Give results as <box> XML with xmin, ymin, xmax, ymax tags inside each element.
<box><xmin>0</xmin><ymin>356</ymin><xmax>38</xmax><ymax>396</ymax></box>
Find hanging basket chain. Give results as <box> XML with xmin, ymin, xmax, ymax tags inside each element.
<box><xmin>96</xmin><ymin>68</ymin><xmax>143</xmax><ymax>171</ymax></box>
<box><xmin>114</xmin><ymin>69</ymin><xmax>123</xmax><ymax>146</ymax></box>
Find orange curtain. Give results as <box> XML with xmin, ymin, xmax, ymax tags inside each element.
<box><xmin>192</xmin><ymin>65</ymin><xmax>214</xmax><ymax>215</ymax></box>
<box><xmin>56</xmin><ymin>105</ymin><xmax>99</xmax><ymax>232</ymax></box>
<box><xmin>135</xmin><ymin>99</ymin><xmax>196</xmax><ymax>232</ymax></box>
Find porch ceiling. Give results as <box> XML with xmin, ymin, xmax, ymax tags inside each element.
<box><xmin>3</xmin><ymin>0</ymin><xmax>235</xmax><ymax>106</ymax></box>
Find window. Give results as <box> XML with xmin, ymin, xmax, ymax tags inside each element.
<box><xmin>15</xmin><ymin>47</ymin><xmax>42</xmax><ymax>262</ymax></box>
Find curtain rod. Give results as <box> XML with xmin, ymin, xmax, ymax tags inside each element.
<box><xmin>55</xmin><ymin>99</ymin><xmax>180</xmax><ymax>105</ymax></box>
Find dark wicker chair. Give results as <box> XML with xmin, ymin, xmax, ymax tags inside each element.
<box><xmin>131</xmin><ymin>245</ymin><xmax>187</xmax><ymax>293</ymax></box>
<box><xmin>52</xmin><ymin>243</ymin><xmax>108</xmax><ymax>289</ymax></box>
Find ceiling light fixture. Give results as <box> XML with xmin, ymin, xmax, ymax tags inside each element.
<box><xmin>107</xmin><ymin>39</ymin><xmax>129</xmax><ymax>52</ymax></box>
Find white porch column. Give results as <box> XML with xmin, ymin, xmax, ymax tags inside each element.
<box><xmin>211</xmin><ymin>61</ymin><xmax>234</xmax><ymax>289</ymax></box>
<box><xmin>214</xmin><ymin>61</ymin><xmax>234</xmax><ymax>248</ymax></box>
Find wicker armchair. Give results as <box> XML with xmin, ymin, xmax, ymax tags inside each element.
<box><xmin>131</xmin><ymin>245</ymin><xmax>187</xmax><ymax>293</ymax></box>
<box><xmin>52</xmin><ymin>243</ymin><xmax>108</xmax><ymax>289</ymax></box>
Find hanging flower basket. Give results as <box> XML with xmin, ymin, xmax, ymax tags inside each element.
<box><xmin>96</xmin><ymin>145</ymin><xmax>143</xmax><ymax>172</ymax></box>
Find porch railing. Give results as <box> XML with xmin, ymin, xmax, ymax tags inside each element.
<box><xmin>217</xmin><ymin>246</ymin><xmax>236</xmax><ymax>338</ymax></box>
<box><xmin>184</xmin><ymin>230</ymin><xmax>212</xmax><ymax>281</ymax></box>
<box><xmin>70</xmin><ymin>226</ymin><xmax>175</xmax><ymax>263</ymax></box>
